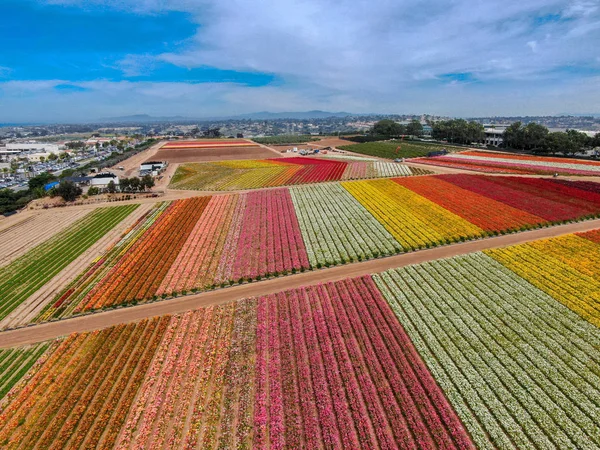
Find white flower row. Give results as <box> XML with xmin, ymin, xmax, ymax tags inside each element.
<box><xmin>373</xmin><ymin>161</ymin><xmax>412</xmax><ymax>177</ymax></box>
<box><xmin>289</xmin><ymin>183</ymin><xmax>401</xmax><ymax>267</ymax></box>
<box><xmin>374</xmin><ymin>252</ymin><xmax>600</xmax><ymax>450</ymax></box>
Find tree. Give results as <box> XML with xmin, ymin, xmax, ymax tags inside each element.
<box><xmin>523</xmin><ymin>122</ymin><xmax>549</xmax><ymax>151</ymax></box>
<box><xmin>432</xmin><ymin>119</ymin><xmax>483</xmax><ymax>144</ymax></box>
<box><xmin>503</xmin><ymin>121</ymin><xmax>549</xmax><ymax>150</ymax></box>
<box><xmin>141</xmin><ymin>174</ymin><xmax>155</xmax><ymax>191</ymax></box>
<box><xmin>55</xmin><ymin>180</ymin><xmax>82</xmax><ymax>202</ymax></box>
<box><xmin>66</xmin><ymin>141</ymin><xmax>85</xmax><ymax>150</ymax></box>
<box><xmin>87</xmin><ymin>186</ymin><xmax>101</xmax><ymax>196</ymax></box>
<box><xmin>119</xmin><ymin>177</ymin><xmax>131</xmax><ymax>192</ymax></box>
<box><xmin>28</xmin><ymin>172</ymin><xmax>57</xmax><ymax>191</ymax></box>
<box><xmin>566</xmin><ymin>129</ymin><xmax>589</xmax><ymax>153</ymax></box>
<box><xmin>406</xmin><ymin>120</ymin><xmax>423</xmax><ymax>137</ymax></box>
<box><xmin>39</xmin><ymin>156</ymin><xmax>46</xmax><ymax>163</ymax></box>
<box><xmin>592</xmin><ymin>133</ymin><xmax>600</xmax><ymax>148</ymax></box>
<box><xmin>106</xmin><ymin>180</ymin><xmax>117</xmax><ymax>194</ymax></box>
<box><xmin>371</xmin><ymin>120</ymin><xmax>405</xmax><ymax>137</ymax></box>
<box><xmin>47</xmin><ymin>153</ymin><xmax>59</xmax><ymax>161</ymax></box>
<box><xmin>59</xmin><ymin>152</ymin><xmax>70</xmax><ymax>160</ymax></box>
<box><xmin>129</xmin><ymin>177</ymin><xmax>141</xmax><ymax>192</ymax></box>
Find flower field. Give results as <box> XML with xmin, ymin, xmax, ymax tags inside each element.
<box><xmin>289</xmin><ymin>183</ymin><xmax>401</xmax><ymax>266</ymax></box>
<box><xmin>3</xmin><ymin>229</ymin><xmax>600</xmax><ymax>449</ymax></box>
<box><xmin>375</xmin><ymin>247</ymin><xmax>600</xmax><ymax>449</ymax></box>
<box><xmin>169</xmin><ymin>156</ymin><xmax>425</xmax><ymax>190</ymax></box>
<box><xmin>35</xmin><ymin>175</ymin><xmax>600</xmax><ymax>320</ymax></box>
<box><xmin>0</xmin><ymin>205</ymin><xmax>138</xmax><ymax>322</ymax></box>
<box><xmin>414</xmin><ymin>150</ymin><xmax>600</xmax><ymax>175</ymax></box>
<box><xmin>0</xmin><ymin>279</ymin><xmax>474</xmax><ymax>449</ymax></box>
<box><xmin>0</xmin><ymin>342</ymin><xmax>50</xmax><ymax>400</ymax></box>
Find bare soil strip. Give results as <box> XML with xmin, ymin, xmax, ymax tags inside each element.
<box><xmin>153</xmin><ymin>146</ymin><xmax>279</xmax><ymax>163</ymax></box>
<box><xmin>0</xmin><ymin>209</ymin><xmax>90</xmax><ymax>267</ymax></box>
<box><xmin>1</xmin><ymin>217</ymin><xmax>599</xmax><ymax>347</ymax></box>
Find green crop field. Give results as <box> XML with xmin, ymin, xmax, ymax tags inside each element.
<box><xmin>338</xmin><ymin>140</ymin><xmax>464</xmax><ymax>159</ymax></box>
<box><xmin>0</xmin><ymin>205</ymin><xmax>138</xmax><ymax>321</ymax></box>
<box><xmin>251</xmin><ymin>135</ymin><xmax>320</xmax><ymax>145</ymax></box>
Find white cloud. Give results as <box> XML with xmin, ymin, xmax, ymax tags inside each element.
<box><xmin>527</xmin><ymin>40</ymin><xmax>538</xmax><ymax>52</ymax></box>
<box><xmin>15</xmin><ymin>0</ymin><xmax>600</xmax><ymax>119</ymax></box>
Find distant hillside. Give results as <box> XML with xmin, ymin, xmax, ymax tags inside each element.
<box><xmin>98</xmin><ymin>114</ymin><xmax>192</xmax><ymax>123</ymax></box>
<box><xmin>227</xmin><ymin>110</ymin><xmax>355</xmax><ymax>120</ymax></box>
<box><xmin>99</xmin><ymin>111</ymin><xmax>357</xmax><ymax>123</ymax></box>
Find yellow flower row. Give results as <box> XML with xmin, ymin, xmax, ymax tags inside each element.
<box><xmin>216</xmin><ymin>160</ymin><xmax>279</xmax><ymax>169</ymax></box>
<box><xmin>341</xmin><ymin>179</ymin><xmax>482</xmax><ymax>249</ymax></box>
<box><xmin>486</xmin><ymin>239</ymin><xmax>600</xmax><ymax>328</ymax></box>
<box><xmin>217</xmin><ymin>166</ymin><xmax>292</xmax><ymax>190</ymax></box>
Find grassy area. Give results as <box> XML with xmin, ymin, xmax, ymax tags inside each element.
<box><xmin>338</xmin><ymin>140</ymin><xmax>464</xmax><ymax>159</ymax></box>
<box><xmin>252</xmin><ymin>135</ymin><xmax>320</xmax><ymax>145</ymax></box>
<box><xmin>0</xmin><ymin>204</ymin><xmax>138</xmax><ymax>321</ymax></box>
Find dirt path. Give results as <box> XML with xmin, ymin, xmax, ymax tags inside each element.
<box><xmin>109</xmin><ymin>141</ymin><xmax>165</xmax><ymax>178</ymax></box>
<box><xmin>2</xmin><ymin>217</ymin><xmax>599</xmax><ymax>347</ymax></box>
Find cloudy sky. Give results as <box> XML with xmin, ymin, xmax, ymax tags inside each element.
<box><xmin>0</xmin><ymin>0</ymin><xmax>599</xmax><ymax>122</ymax></box>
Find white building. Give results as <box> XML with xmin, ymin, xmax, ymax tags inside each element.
<box><xmin>6</xmin><ymin>143</ymin><xmax>60</xmax><ymax>154</ymax></box>
<box><xmin>483</xmin><ymin>125</ymin><xmax>508</xmax><ymax>147</ymax></box>
<box><xmin>140</xmin><ymin>161</ymin><xmax>167</xmax><ymax>176</ymax></box>
<box><xmin>90</xmin><ymin>172</ymin><xmax>119</xmax><ymax>188</ymax></box>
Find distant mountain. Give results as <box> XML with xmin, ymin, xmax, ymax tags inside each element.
<box><xmin>557</xmin><ymin>113</ymin><xmax>600</xmax><ymax>117</ymax></box>
<box><xmin>99</xmin><ymin>111</ymin><xmax>357</xmax><ymax>123</ymax></box>
<box><xmin>98</xmin><ymin>114</ymin><xmax>193</xmax><ymax>123</ymax></box>
<box><xmin>226</xmin><ymin>110</ymin><xmax>356</xmax><ymax>120</ymax></box>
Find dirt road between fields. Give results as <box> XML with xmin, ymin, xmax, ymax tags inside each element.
<box><xmin>2</xmin><ymin>217</ymin><xmax>600</xmax><ymax>347</ymax></box>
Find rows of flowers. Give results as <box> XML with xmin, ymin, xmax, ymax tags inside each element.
<box><xmin>394</xmin><ymin>176</ymin><xmax>547</xmax><ymax>231</ymax></box>
<box><xmin>374</xmin><ymin>250</ymin><xmax>600</xmax><ymax>449</ymax></box>
<box><xmin>290</xmin><ymin>183</ymin><xmax>401</xmax><ymax>266</ymax></box>
<box><xmin>2</xmin><ymin>278</ymin><xmax>473</xmax><ymax>448</ymax></box>
<box><xmin>0</xmin><ymin>318</ymin><xmax>168</xmax><ymax>448</ymax></box>
<box><xmin>415</xmin><ymin>150</ymin><xmax>600</xmax><ymax>175</ymax></box>
<box><xmin>439</xmin><ymin>174</ymin><xmax>600</xmax><ymax>222</ymax></box>
<box><xmin>342</xmin><ymin>178</ymin><xmax>484</xmax><ymax>249</ymax></box>
<box><xmin>0</xmin><ymin>342</ymin><xmax>50</xmax><ymax>401</ymax></box>
<box><xmin>75</xmin><ymin>198</ymin><xmax>210</xmax><ymax>312</ymax></box>
<box><xmin>0</xmin><ymin>205</ymin><xmax>138</xmax><ymax>323</ymax></box>
<box><xmin>28</xmin><ymin>176</ymin><xmax>600</xmax><ymax>319</ymax></box>
<box><xmin>485</xmin><ymin>233</ymin><xmax>600</xmax><ymax>328</ymax></box>
<box><xmin>4</xmin><ymin>229</ymin><xmax>600</xmax><ymax>448</ymax></box>
<box><xmin>37</xmin><ymin>203</ymin><xmax>170</xmax><ymax>321</ymax></box>
<box><xmin>169</xmin><ymin>156</ymin><xmax>421</xmax><ymax>191</ymax></box>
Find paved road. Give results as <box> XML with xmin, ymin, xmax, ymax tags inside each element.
<box><xmin>2</xmin><ymin>217</ymin><xmax>599</xmax><ymax>347</ymax></box>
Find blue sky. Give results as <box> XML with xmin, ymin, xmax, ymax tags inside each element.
<box><xmin>0</xmin><ymin>0</ymin><xmax>599</xmax><ymax>122</ymax></box>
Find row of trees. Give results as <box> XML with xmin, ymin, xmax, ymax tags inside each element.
<box><xmin>369</xmin><ymin>119</ymin><xmax>424</xmax><ymax>137</ymax></box>
<box><xmin>431</xmin><ymin>119</ymin><xmax>485</xmax><ymax>145</ymax></box>
<box><xmin>110</xmin><ymin>175</ymin><xmax>155</xmax><ymax>193</ymax></box>
<box><xmin>502</xmin><ymin>122</ymin><xmax>600</xmax><ymax>155</ymax></box>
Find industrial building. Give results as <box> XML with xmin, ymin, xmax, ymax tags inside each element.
<box><xmin>483</xmin><ymin>125</ymin><xmax>507</xmax><ymax>147</ymax></box>
<box><xmin>139</xmin><ymin>161</ymin><xmax>167</xmax><ymax>176</ymax></box>
<box><xmin>90</xmin><ymin>172</ymin><xmax>119</xmax><ymax>188</ymax></box>
<box><xmin>5</xmin><ymin>143</ymin><xmax>61</xmax><ymax>154</ymax></box>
